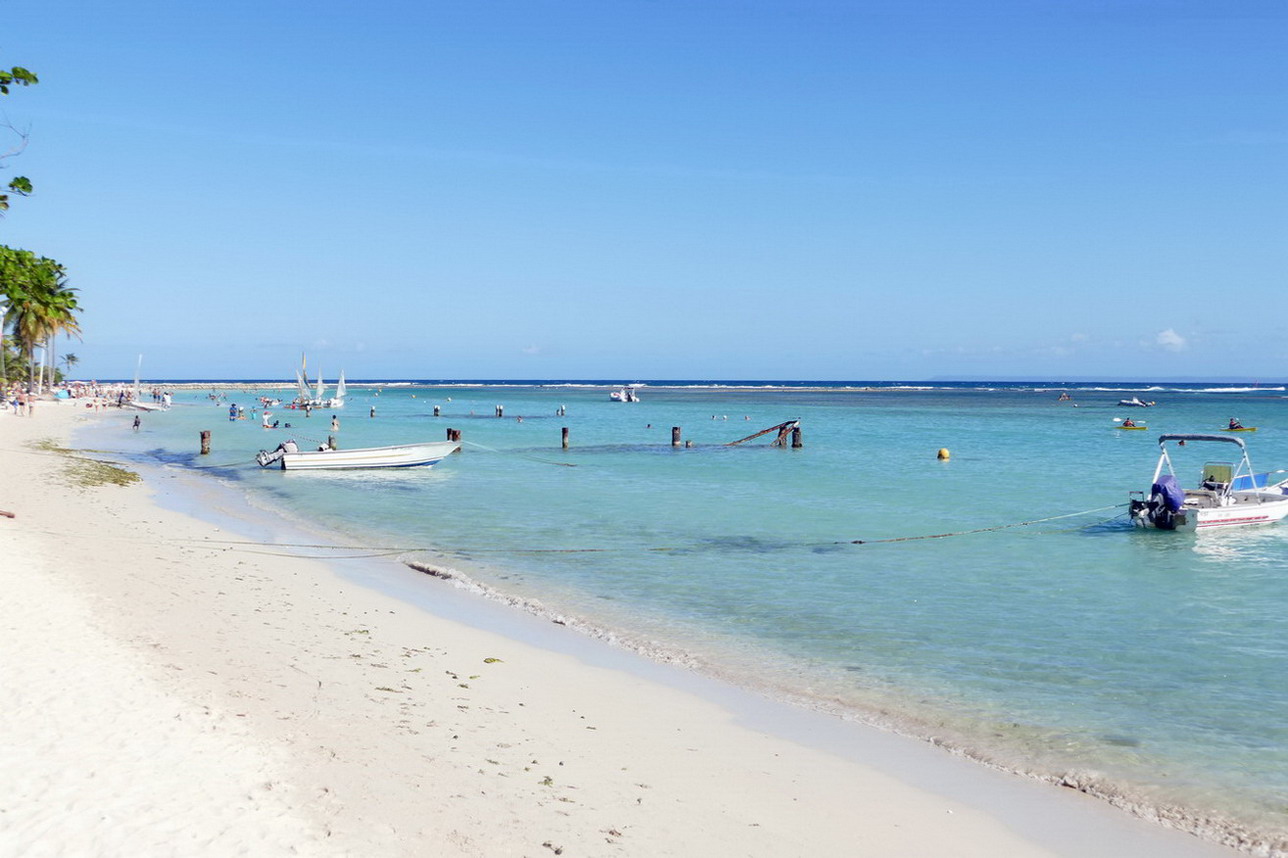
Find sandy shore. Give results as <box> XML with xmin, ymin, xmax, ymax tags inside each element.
<box><xmin>0</xmin><ymin>403</ymin><xmax>1243</xmax><ymax>857</ymax></box>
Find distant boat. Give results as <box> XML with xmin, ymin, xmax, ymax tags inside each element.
<box><xmin>610</xmin><ymin>386</ymin><xmax>640</xmax><ymax>402</ymax></box>
<box><xmin>290</xmin><ymin>353</ymin><xmax>346</xmax><ymax>409</ymax></box>
<box><xmin>123</xmin><ymin>354</ymin><xmax>165</xmax><ymax>412</ymax></box>
<box><xmin>255</xmin><ymin>439</ymin><xmax>459</xmax><ymax>471</ymax></box>
<box><xmin>1118</xmin><ymin>397</ymin><xmax>1154</xmax><ymax>407</ymax></box>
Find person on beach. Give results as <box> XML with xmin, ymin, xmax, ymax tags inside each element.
<box><xmin>133</xmin><ymin>415</ymin><xmax>141</xmax><ymax>432</ymax></box>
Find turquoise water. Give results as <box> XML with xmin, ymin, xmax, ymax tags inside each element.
<box><xmin>95</xmin><ymin>381</ymin><xmax>1288</xmax><ymax>844</ymax></box>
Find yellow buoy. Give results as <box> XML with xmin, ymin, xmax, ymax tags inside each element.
<box><xmin>937</xmin><ymin>448</ymin><xmax>950</xmax><ymax>460</ymax></box>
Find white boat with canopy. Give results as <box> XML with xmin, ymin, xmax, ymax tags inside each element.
<box><xmin>1128</xmin><ymin>433</ymin><xmax>1288</xmax><ymax>530</ymax></box>
<box><xmin>256</xmin><ymin>439</ymin><xmax>459</xmax><ymax>471</ymax></box>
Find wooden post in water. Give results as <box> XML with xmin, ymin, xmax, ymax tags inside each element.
<box><xmin>562</xmin><ymin>427</ymin><xmax>570</xmax><ymax>449</ymax></box>
<box><xmin>495</xmin><ymin>405</ymin><xmax>504</xmax><ymax>418</ymax></box>
<box><xmin>672</xmin><ymin>426</ymin><xmax>682</xmax><ymax>447</ymax></box>
<box><xmin>328</xmin><ymin>435</ymin><xmax>338</xmax><ymax>450</ymax></box>
<box><xmin>791</xmin><ymin>425</ymin><xmax>803</xmax><ymax>448</ymax></box>
<box><xmin>199</xmin><ymin>430</ymin><xmax>211</xmax><ymax>455</ymax></box>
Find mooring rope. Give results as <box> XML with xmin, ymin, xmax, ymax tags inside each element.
<box><xmin>173</xmin><ymin>503</ymin><xmax>1129</xmax><ymax>559</ymax></box>
<box><xmin>839</xmin><ymin>503</ymin><xmax>1128</xmax><ymax>545</ymax></box>
<box><xmin>188</xmin><ymin>458</ymin><xmax>259</xmax><ymax>469</ymax></box>
<box><xmin>461</xmin><ymin>439</ymin><xmax>578</xmax><ymax>467</ymax></box>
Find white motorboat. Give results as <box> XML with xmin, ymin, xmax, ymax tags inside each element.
<box><xmin>1128</xmin><ymin>433</ymin><xmax>1288</xmax><ymax>531</ymax></box>
<box><xmin>256</xmin><ymin>439</ymin><xmax>459</xmax><ymax>471</ymax></box>
<box><xmin>610</xmin><ymin>386</ymin><xmax>640</xmax><ymax>402</ymax></box>
<box><xmin>1118</xmin><ymin>396</ymin><xmax>1154</xmax><ymax>407</ymax></box>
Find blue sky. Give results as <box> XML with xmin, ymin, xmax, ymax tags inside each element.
<box><xmin>2</xmin><ymin>0</ymin><xmax>1285</xmax><ymax>380</ymax></box>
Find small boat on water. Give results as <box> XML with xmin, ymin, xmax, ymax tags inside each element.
<box><xmin>289</xmin><ymin>353</ymin><xmax>346</xmax><ymax>409</ymax></box>
<box><xmin>1118</xmin><ymin>396</ymin><xmax>1155</xmax><ymax>407</ymax></box>
<box><xmin>1128</xmin><ymin>433</ymin><xmax>1288</xmax><ymax>531</ymax></box>
<box><xmin>256</xmin><ymin>440</ymin><xmax>459</xmax><ymax>471</ymax></box>
<box><xmin>123</xmin><ymin>354</ymin><xmax>165</xmax><ymax>412</ymax></box>
<box><xmin>610</xmin><ymin>385</ymin><xmax>641</xmax><ymax>402</ymax></box>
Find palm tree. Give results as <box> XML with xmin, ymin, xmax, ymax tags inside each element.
<box><xmin>1</xmin><ymin>249</ymin><xmax>78</xmax><ymax>393</ymax></box>
<box><xmin>61</xmin><ymin>351</ymin><xmax>78</xmax><ymax>381</ymax></box>
<box><xmin>40</xmin><ymin>276</ymin><xmax>79</xmax><ymax>389</ymax></box>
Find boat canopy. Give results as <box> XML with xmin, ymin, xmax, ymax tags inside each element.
<box><xmin>1155</xmin><ymin>433</ymin><xmax>1247</xmax><ymax>450</ymax></box>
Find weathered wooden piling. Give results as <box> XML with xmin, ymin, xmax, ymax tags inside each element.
<box><xmin>328</xmin><ymin>435</ymin><xmax>338</xmax><ymax>450</ymax></box>
<box><xmin>562</xmin><ymin>427</ymin><xmax>570</xmax><ymax>449</ymax></box>
<box><xmin>496</xmin><ymin>405</ymin><xmax>504</xmax><ymax>418</ymax></box>
<box><xmin>672</xmin><ymin>427</ymin><xmax>682</xmax><ymax>447</ymax></box>
<box><xmin>791</xmin><ymin>426</ymin><xmax>803</xmax><ymax>448</ymax></box>
<box><xmin>199</xmin><ymin>430</ymin><xmax>211</xmax><ymax>455</ymax></box>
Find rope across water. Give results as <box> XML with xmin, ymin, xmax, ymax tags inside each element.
<box><xmin>153</xmin><ymin>503</ymin><xmax>1129</xmax><ymax>559</ymax></box>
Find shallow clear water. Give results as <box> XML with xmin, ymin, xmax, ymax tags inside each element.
<box><xmin>95</xmin><ymin>380</ymin><xmax>1288</xmax><ymax>840</ymax></box>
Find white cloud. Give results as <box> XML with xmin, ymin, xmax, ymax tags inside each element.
<box><xmin>1156</xmin><ymin>329</ymin><xmax>1187</xmax><ymax>352</ymax></box>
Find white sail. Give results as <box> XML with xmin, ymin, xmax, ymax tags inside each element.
<box><xmin>335</xmin><ymin>371</ymin><xmax>347</xmax><ymax>404</ymax></box>
<box><xmin>124</xmin><ymin>354</ymin><xmax>163</xmax><ymax>411</ymax></box>
<box><xmin>315</xmin><ymin>371</ymin><xmax>325</xmax><ymax>401</ymax></box>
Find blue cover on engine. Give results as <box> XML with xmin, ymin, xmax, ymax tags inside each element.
<box><xmin>1152</xmin><ymin>474</ymin><xmax>1185</xmax><ymax>511</ymax></box>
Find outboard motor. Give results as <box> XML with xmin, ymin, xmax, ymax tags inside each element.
<box><xmin>255</xmin><ymin>439</ymin><xmax>298</xmax><ymax>469</ymax></box>
<box><xmin>1143</xmin><ymin>474</ymin><xmax>1185</xmax><ymax>529</ymax></box>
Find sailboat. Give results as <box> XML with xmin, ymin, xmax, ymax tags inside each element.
<box><xmin>123</xmin><ymin>354</ymin><xmax>165</xmax><ymax>411</ymax></box>
<box><xmin>290</xmin><ymin>354</ymin><xmax>346</xmax><ymax>409</ymax></box>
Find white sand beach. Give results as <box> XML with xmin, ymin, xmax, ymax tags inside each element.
<box><xmin>0</xmin><ymin>403</ymin><xmax>1244</xmax><ymax>857</ymax></box>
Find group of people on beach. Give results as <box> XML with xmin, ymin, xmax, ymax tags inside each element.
<box><xmin>6</xmin><ymin>387</ymin><xmax>36</xmax><ymax>416</ymax></box>
<box><xmin>4</xmin><ymin>380</ymin><xmax>177</xmax><ymax>416</ymax></box>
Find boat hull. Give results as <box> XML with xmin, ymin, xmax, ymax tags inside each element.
<box><xmin>278</xmin><ymin>441</ymin><xmax>460</xmax><ymax>471</ymax></box>
<box><xmin>1131</xmin><ymin>492</ymin><xmax>1288</xmax><ymax>531</ymax></box>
